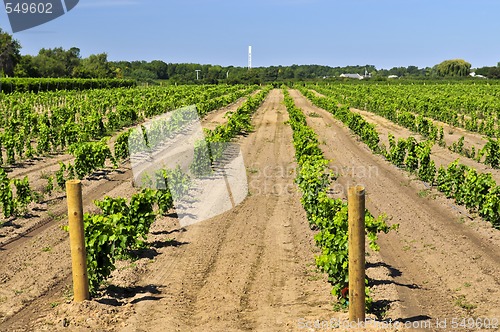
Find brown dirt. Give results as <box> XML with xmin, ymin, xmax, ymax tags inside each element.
<box><xmin>0</xmin><ymin>91</ymin><xmax>261</xmax><ymax>329</ymax></box>
<box><xmin>202</xmin><ymin>90</ymin><xmax>261</xmax><ymax>131</ymax></box>
<box><xmin>4</xmin><ymin>88</ymin><xmax>499</xmax><ymax>332</ymax></box>
<box><xmin>350</xmin><ymin>108</ymin><xmax>500</xmax><ymax>184</ymax></box>
<box><xmin>289</xmin><ymin>89</ymin><xmax>500</xmax><ymax>331</ymax></box>
<box><xmin>0</xmin><ymin>90</ymin><xmax>357</xmax><ymax>332</ymax></box>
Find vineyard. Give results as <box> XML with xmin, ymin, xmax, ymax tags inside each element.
<box><xmin>0</xmin><ymin>82</ymin><xmax>499</xmax><ymax>331</ymax></box>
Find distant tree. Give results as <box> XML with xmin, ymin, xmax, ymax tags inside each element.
<box><xmin>436</xmin><ymin>59</ymin><xmax>471</xmax><ymax>77</ymax></box>
<box><xmin>14</xmin><ymin>55</ymin><xmax>38</xmax><ymax>77</ymax></box>
<box><xmin>74</xmin><ymin>53</ymin><xmax>112</xmax><ymax>78</ymax></box>
<box><xmin>0</xmin><ymin>28</ymin><xmax>21</xmax><ymax>77</ymax></box>
<box><xmin>406</xmin><ymin>65</ymin><xmax>420</xmax><ymax>76</ymax></box>
<box><xmin>147</xmin><ymin>60</ymin><xmax>169</xmax><ymax>79</ymax></box>
<box><xmin>32</xmin><ymin>47</ymin><xmax>81</xmax><ymax>77</ymax></box>
<box><xmin>129</xmin><ymin>69</ymin><xmax>157</xmax><ymax>81</ymax></box>
<box><xmin>388</xmin><ymin>66</ymin><xmax>407</xmax><ymax>77</ymax></box>
<box><xmin>475</xmin><ymin>66</ymin><xmax>500</xmax><ymax>79</ymax></box>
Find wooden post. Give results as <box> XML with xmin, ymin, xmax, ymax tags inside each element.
<box><xmin>348</xmin><ymin>185</ymin><xmax>366</xmax><ymax>322</ymax></box>
<box><xmin>66</xmin><ymin>180</ymin><xmax>90</xmax><ymax>302</ymax></box>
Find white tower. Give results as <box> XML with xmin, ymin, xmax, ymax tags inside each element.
<box><xmin>248</xmin><ymin>46</ymin><xmax>252</xmax><ymax>70</ymax></box>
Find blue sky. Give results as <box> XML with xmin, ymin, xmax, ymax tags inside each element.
<box><xmin>1</xmin><ymin>0</ymin><xmax>499</xmax><ymax>69</ymax></box>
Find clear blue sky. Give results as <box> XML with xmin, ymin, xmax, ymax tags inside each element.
<box><xmin>1</xmin><ymin>0</ymin><xmax>499</xmax><ymax>69</ymax></box>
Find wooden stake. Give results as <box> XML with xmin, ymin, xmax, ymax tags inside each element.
<box><xmin>348</xmin><ymin>185</ymin><xmax>366</xmax><ymax>322</ymax></box>
<box><xmin>66</xmin><ymin>180</ymin><xmax>90</xmax><ymax>302</ymax></box>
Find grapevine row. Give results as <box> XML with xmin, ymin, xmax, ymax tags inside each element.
<box><xmin>72</xmin><ymin>87</ymin><xmax>272</xmax><ymax>294</ymax></box>
<box><xmin>283</xmin><ymin>87</ymin><xmax>395</xmax><ymax>308</ymax></box>
<box><xmin>309</xmin><ymin>84</ymin><xmax>500</xmax><ymax>169</ymax></box>
<box><xmin>309</xmin><ymin>82</ymin><xmax>500</xmax><ymax>137</ymax></box>
<box><xmin>298</xmin><ymin>87</ymin><xmax>500</xmax><ymax>229</ymax></box>
<box><xmin>0</xmin><ymin>77</ymin><xmax>136</xmax><ymax>93</ymax></box>
<box><xmin>0</xmin><ymin>84</ymin><xmax>255</xmax><ymax>165</ymax></box>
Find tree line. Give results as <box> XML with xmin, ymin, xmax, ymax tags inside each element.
<box><xmin>0</xmin><ymin>28</ymin><xmax>497</xmax><ymax>83</ymax></box>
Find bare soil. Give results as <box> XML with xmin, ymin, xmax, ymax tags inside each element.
<box><xmin>350</xmin><ymin>108</ymin><xmax>500</xmax><ymax>184</ymax></box>
<box><xmin>1</xmin><ymin>89</ymin><xmax>499</xmax><ymax>332</ymax></box>
<box><xmin>289</xmin><ymin>89</ymin><xmax>500</xmax><ymax>331</ymax></box>
<box><xmin>0</xmin><ymin>90</ymin><xmax>345</xmax><ymax>332</ymax></box>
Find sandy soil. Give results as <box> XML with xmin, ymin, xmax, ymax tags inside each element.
<box><xmin>289</xmin><ymin>89</ymin><xmax>500</xmax><ymax>331</ymax></box>
<box><xmin>202</xmin><ymin>90</ymin><xmax>261</xmax><ymax>131</ymax></box>
<box><xmin>0</xmin><ymin>90</ymin><xmax>347</xmax><ymax>332</ymax></box>
<box><xmin>2</xmin><ymin>88</ymin><xmax>499</xmax><ymax>332</ymax></box>
<box><xmin>350</xmin><ymin>108</ymin><xmax>500</xmax><ymax>184</ymax></box>
<box><xmin>0</xmin><ymin>91</ymin><xmax>257</xmax><ymax>329</ymax></box>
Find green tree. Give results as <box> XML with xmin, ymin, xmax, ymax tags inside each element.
<box><xmin>74</xmin><ymin>53</ymin><xmax>112</xmax><ymax>78</ymax></box>
<box><xmin>436</xmin><ymin>59</ymin><xmax>471</xmax><ymax>77</ymax></box>
<box><xmin>14</xmin><ymin>54</ymin><xmax>38</xmax><ymax>77</ymax></box>
<box><xmin>0</xmin><ymin>28</ymin><xmax>21</xmax><ymax>77</ymax></box>
<box><xmin>31</xmin><ymin>47</ymin><xmax>81</xmax><ymax>77</ymax></box>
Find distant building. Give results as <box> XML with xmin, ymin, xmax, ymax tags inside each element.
<box><xmin>388</xmin><ymin>75</ymin><xmax>399</xmax><ymax>79</ymax></box>
<box><xmin>469</xmin><ymin>72</ymin><xmax>486</xmax><ymax>79</ymax></box>
<box><xmin>340</xmin><ymin>73</ymin><xmax>363</xmax><ymax>80</ymax></box>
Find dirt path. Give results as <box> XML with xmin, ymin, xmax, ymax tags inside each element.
<box><xmin>0</xmin><ymin>90</ymin><xmax>340</xmax><ymax>331</ymax></box>
<box><xmin>351</xmin><ymin>107</ymin><xmax>489</xmax><ymax>151</ymax></box>
<box><xmin>202</xmin><ymin>90</ymin><xmax>260</xmax><ymax>131</ymax></box>
<box><xmin>114</xmin><ymin>89</ymin><xmax>335</xmax><ymax>332</ymax></box>
<box><xmin>289</xmin><ymin>89</ymin><xmax>500</xmax><ymax>329</ymax></box>
<box><xmin>350</xmin><ymin>107</ymin><xmax>500</xmax><ymax>184</ymax></box>
<box><xmin>0</xmin><ymin>92</ymin><xmax>262</xmax><ymax>328</ymax></box>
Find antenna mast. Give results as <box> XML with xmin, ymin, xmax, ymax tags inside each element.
<box><xmin>248</xmin><ymin>46</ymin><xmax>252</xmax><ymax>70</ymax></box>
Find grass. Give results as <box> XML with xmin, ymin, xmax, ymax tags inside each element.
<box><xmin>62</xmin><ymin>285</ymin><xmax>73</xmax><ymax>302</ymax></box>
<box><xmin>423</xmin><ymin>243</ymin><xmax>436</xmax><ymax>250</ymax></box>
<box><xmin>42</xmin><ymin>246</ymin><xmax>52</xmax><ymax>252</ymax></box>
<box><xmin>47</xmin><ymin>210</ymin><xmax>65</xmax><ymax>221</ymax></box>
<box><xmin>454</xmin><ymin>295</ymin><xmax>477</xmax><ymax>313</ymax></box>
<box><xmin>418</xmin><ymin>189</ymin><xmax>430</xmax><ymax>198</ymax></box>
<box><xmin>119</xmin><ymin>262</ymin><xmax>138</xmax><ymax>271</ymax></box>
<box><xmin>308</xmin><ymin>112</ymin><xmax>321</xmax><ymax>118</ymax></box>
<box><xmin>247</xmin><ymin>167</ymin><xmax>259</xmax><ymax>174</ymax></box>
<box><xmin>332</xmin><ymin>300</ymin><xmax>348</xmax><ymax>312</ymax></box>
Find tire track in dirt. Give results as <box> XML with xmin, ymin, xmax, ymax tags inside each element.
<box><xmin>118</xmin><ymin>89</ymin><xmax>334</xmax><ymax>332</ymax></box>
<box><xmin>0</xmin><ymin>90</ymin><xmax>256</xmax><ymax>246</ymax></box>
<box><xmin>202</xmin><ymin>90</ymin><xmax>260</xmax><ymax>131</ymax></box>
<box><xmin>349</xmin><ymin>107</ymin><xmax>500</xmax><ymax>184</ymax></box>
<box><xmin>0</xmin><ymin>94</ymin><xmax>259</xmax><ymax>329</ymax></box>
<box><xmin>290</xmin><ymin>89</ymin><xmax>500</xmax><ymax>328</ymax></box>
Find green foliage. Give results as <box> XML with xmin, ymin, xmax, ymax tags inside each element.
<box><xmin>0</xmin><ymin>78</ymin><xmax>135</xmax><ymax>93</ymax></box>
<box><xmin>114</xmin><ymin>129</ymin><xmax>132</xmax><ymax>160</ymax></box>
<box><xmin>417</xmin><ymin>142</ymin><xmax>436</xmax><ymax>184</ymax></box>
<box><xmin>481</xmin><ymin>139</ymin><xmax>500</xmax><ymax>169</ymax></box>
<box><xmin>45</xmin><ymin>176</ymin><xmax>54</xmax><ymax>196</ymax></box>
<box><xmin>388</xmin><ymin>134</ymin><xmax>407</xmax><ymax>167</ymax></box>
<box><xmin>405</xmin><ymin>137</ymin><xmax>419</xmax><ymax>173</ymax></box>
<box><xmin>283</xmin><ymin>88</ymin><xmax>396</xmax><ymax>309</ymax></box>
<box><xmin>68</xmin><ymin>140</ymin><xmax>116</xmax><ymax>179</ymax></box>
<box><xmin>436</xmin><ymin>59</ymin><xmax>471</xmax><ymax>77</ymax></box>
<box><xmin>81</xmin><ymin>188</ymin><xmax>158</xmax><ymax>294</ymax></box>
<box><xmin>0</xmin><ymin>168</ymin><xmax>15</xmax><ymax>218</ymax></box>
<box><xmin>55</xmin><ymin>162</ymin><xmax>66</xmax><ymax>189</ymax></box>
<box><xmin>12</xmin><ymin>176</ymin><xmax>33</xmax><ymax>214</ymax></box>
<box><xmin>0</xmin><ymin>28</ymin><xmax>21</xmax><ymax>77</ymax></box>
